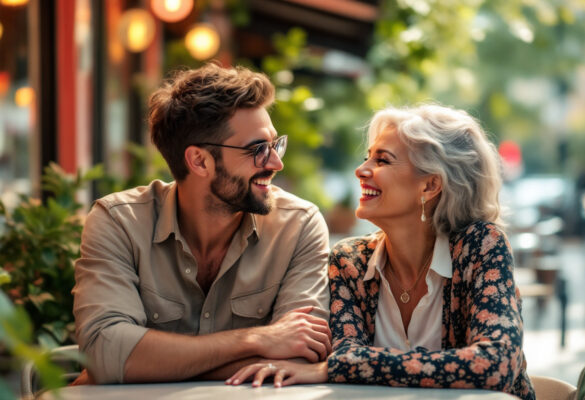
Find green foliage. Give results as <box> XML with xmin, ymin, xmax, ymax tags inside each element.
<box><xmin>225</xmin><ymin>0</ymin><xmax>250</xmax><ymax>27</ymax></box>
<box><xmin>164</xmin><ymin>39</ymin><xmax>204</xmax><ymax>74</ymax></box>
<box><xmin>312</xmin><ymin>0</ymin><xmax>585</xmax><ymax>178</ymax></box>
<box><xmin>256</xmin><ymin>28</ymin><xmax>333</xmax><ymax>209</ymax></box>
<box><xmin>97</xmin><ymin>142</ymin><xmax>173</xmax><ymax>196</ymax></box>
<box><xmin>0</xmin><ymin>163</ymin><xmax>102</xmax><ymax>346</ymax></box>
<box><xmin>0</xmin><ymin>291</ymin><xmax>66</xmax><ymax>399</ymax></box>
<box><xmin>403</xmin><ymin>1</ymin><xmax>585</xmax><ymax>174</ymax></box>
<box><xmin>159</xmin><ymin>0</ymin><xmax>585</xmax><ymax>207</ymax></box>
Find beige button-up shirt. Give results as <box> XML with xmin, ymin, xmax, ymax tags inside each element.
<box><xmin>73</xmin><ymin>180</ymin><xmax>330</xmax><ymax>383</ymax></box>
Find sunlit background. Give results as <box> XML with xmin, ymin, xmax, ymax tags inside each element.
<box><xmin>1</xmin><ymin>0</ymin><xmax>585</xmax><ymax>390</ymax></box>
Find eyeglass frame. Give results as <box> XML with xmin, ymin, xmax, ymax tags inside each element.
<box><xmin>193</xmin><ymin>135</ymin><xmax>288</xmax><ymax>168</ymax></box>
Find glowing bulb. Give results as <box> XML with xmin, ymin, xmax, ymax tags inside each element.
<box><xmin>185</xmin><ymin>23</ymin><xmax>220</xmax><ymax>60</ymax></box>
<box><xmin>151</xmin><ymin>0</ymin><xmax>193</xmax><ymax>23</ymax></box>
<box><xmin>15</xmin><ymin>87</ymin><xmax>34</xmax><ymax>107</ymax></box>
<box><xmin>128</xmin><ymin>19</ymin><xmax>147</xmax><ymax>46</ymax></box>
<box><xmin>165</xmin><ymin>0</ymin><xmax>180</xmax><ymax>12</ymax></box>
<box><xmin>0</xmin><ymin>22</ymin><xmax>3</xmax><ymax>40</ymax></box>
<box><xmin>0</xmin><ymin>0</ymin><xmax>29</xmax><ymax>6</ymax></box>
<box><xmin>118</xmin><ymin>9</ymin><xmax>156</xmax><ymax>53</ymax></box>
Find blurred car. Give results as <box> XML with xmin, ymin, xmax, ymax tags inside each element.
<box><xmin>501</xmin><ymin>175</ymin><xmax>577</xmax><ymax>268</ymax></box>
<box><xmin>501</xmin><ymin>174</ymin><xmax>575</xmax><ymax>234</ymax></box>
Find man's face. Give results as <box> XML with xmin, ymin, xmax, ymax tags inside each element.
<box><xmin>207</xmin><ymin>107</ymin><xmax>284</xmax><ymax>215</ymax></box>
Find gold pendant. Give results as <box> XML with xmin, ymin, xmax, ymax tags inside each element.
<box><xmin>400</xmin><ymin>291</ymin><xmax>410</xmax><ymax>303</ymax></box>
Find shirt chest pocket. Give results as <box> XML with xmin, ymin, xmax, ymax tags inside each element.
<box><xmin>141</xmin><ymin>286</ymin><xmax>185</xmax><ymax>331</ymax></box>
<box><xmin>230</xmin><ymin>284</ymin><xmax>280</xmax><ymax>329</ymax></box>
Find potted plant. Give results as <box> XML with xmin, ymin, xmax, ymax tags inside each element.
<box><xmin>0</xmin><ymin>163</ymin><xmax>102</xmax><ymax>347</ymax></box>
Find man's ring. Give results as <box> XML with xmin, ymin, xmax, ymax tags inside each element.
<box><xmin>267</xmin><ymin>363</ymin><xmax>276</xmax><ymax>370</ymax></box>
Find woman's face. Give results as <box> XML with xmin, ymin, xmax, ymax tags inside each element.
<box><xmin>355</xmin><ymin>127</ymin><xmax>426</xmax><ymax>226</ymax></box>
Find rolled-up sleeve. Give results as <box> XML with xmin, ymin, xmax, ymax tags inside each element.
<box><xmin>73</xmin><ymin>203</ymin><xmax>149</xmax><ymax>383</ymax></box>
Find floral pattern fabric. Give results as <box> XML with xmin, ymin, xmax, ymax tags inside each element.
<box><xmin>327</xmin><ymin>221</ymin><xmax>535</xmax><ymax>400</ymax></box>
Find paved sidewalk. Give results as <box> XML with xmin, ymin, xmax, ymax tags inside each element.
<box><xmin>524</xmin><ymin>329</ymin><xmax>585</xmax><ymax>385</ymax></box>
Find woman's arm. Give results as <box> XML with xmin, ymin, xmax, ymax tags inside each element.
<box><xmin>226</xmin><ymin>237</ymin><xmax>375</xmax><ymax>388</ymax></box>
<box><xmin>328</xmin><ymin>224</ymin><xmax>528</xmax><ymax>394</ymax></box>
<box><xmin>327</xmin><ymin>237</ymin><xmax>377</xmax><ymax>351</ymax></box>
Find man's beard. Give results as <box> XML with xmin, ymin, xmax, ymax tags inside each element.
<box><xmin>208</xmin><ymin>161</ymin><xmax>274</xmax><ymax>215</ymax></box>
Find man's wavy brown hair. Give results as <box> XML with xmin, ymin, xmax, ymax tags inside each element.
<box><xmin>148</xmin><ymin>63</ymin><xmax>275</xmax><ymax>180</ymax></box>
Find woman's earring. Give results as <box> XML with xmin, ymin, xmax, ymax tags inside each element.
<box><xmin>420</xmin><ymin>196</ymin><xmax>426</xmax><ymax>222</ymax></box>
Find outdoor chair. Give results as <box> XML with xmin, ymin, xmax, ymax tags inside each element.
<box><xmin>515</xmin><ymin>260</ymin><xmax>568</xmax><ymax>347</ymax></box>
<box><xmin>531</xmin><ymin>375</ymin><xmax>577</xmax><ymax>400</ymax></box>
<box><xmin>576</xmin><ymin>365</ymin><xmax>585</xmax><ymax>400</ymax></box>
<box><xmin>20</xmin><ymin>344</ymin><xmax>81</xmax><ymax>400</ymax></box>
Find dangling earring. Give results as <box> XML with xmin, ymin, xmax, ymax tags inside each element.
<box><xmin>420</xmin><ymin>196</ymin><xmax>426</xmax><ymax>222</ymax></box>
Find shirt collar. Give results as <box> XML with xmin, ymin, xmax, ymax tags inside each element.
<box><xmin>243</xmin><ymin>213</ymin><xmax>259</xmax><ymax>243</ymax></box>
<box><xmin>432</xmin><ymin>235</ymin><xmax>453</xmax><ymax>278</ymax></box>
<box><xmin>364</xmin><ymin>231</ymin><xmax>385</xmax><ymax>281</ymax></box>
<box><xmin>153</xmin><ymin>182</ymin><xmax>179</xmax><ymax>243</ymax></box>
<box><xmin>364</xmin><ymin>233</ymin><xmax>452</xmax><ymax>281</ymax></box>
<box><xmin>153</xmin><ymin>182</ymin><xmax>259</xmax><ymax>244</ymax></box>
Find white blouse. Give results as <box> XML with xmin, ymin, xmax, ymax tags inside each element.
<box><xmin>363</xmin><ymin>234</ymin><xmax>452</xmax><ymax>351</ymax></box>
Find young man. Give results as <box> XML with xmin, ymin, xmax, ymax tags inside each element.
<box><xmin>72</xmin><ymin>63</ymin><xmax>330</xmax><ymax>384</ymax></box>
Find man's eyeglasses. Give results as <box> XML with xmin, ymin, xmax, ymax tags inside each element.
<box><xmin>195</xmin><ymin>135</ymin><xmax>288</xmax><ymax>168</ymax></box>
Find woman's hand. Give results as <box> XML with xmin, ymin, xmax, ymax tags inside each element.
<box><xmin>225</xmin><ymin>360</ymin><xmax>327</xmax><ymax>388</ymax></box>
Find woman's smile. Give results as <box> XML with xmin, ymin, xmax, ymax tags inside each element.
<box><xmin>360</xmin><ymin>183</ymin><xmax>381</xmax><ymax>201</ymax></box>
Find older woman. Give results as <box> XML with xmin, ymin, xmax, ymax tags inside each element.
<box><xmin>227</xmin><ymin>104</ymin><xmax>535</xmax><ymax>400</ymax></box>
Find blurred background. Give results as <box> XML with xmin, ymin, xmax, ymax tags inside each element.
<box><xmin>0</xmin><ymin>0</ymin><xmax>584</xmax><ymax>390</ymax></box>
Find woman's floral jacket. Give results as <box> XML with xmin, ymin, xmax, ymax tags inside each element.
<box><xmin>327</xmin><ymin>221</ymin><xmax>535</xmax><ymax>400</ymax></box>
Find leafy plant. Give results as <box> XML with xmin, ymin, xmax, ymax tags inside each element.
<box><xmin>257</xmin><ymin>28</ymin><xmax>333</xmax><ymax>210</ymax></box>
<box><xmin>0</xmin><ymin>290</ymin><xmax>67</xmax><ymax>399</ymax></box>
<box><xmin>0</xmin><ymin>162</ymin><xmax>103</xmax><ymax>347</ymax></box>
<box><xmin>96</xmin><ymin>142</ymin><xmax>172</xmax><ymax>197</ymax></box>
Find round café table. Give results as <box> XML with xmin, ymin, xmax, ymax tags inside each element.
<box><xmin>38</xmin><ymin>380</ymin><xmax>519</xmax><ymax>399</ymax></box>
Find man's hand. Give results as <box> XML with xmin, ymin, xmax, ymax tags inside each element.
<box><xmin>70</xmin><ymin>369</ymin><xmax>95</xmax><ymax>386</ymax></box>
<box><xmin>250</xmin><ymin>306</ymin><xmax>332</xmax><ymax>362</ymax></box>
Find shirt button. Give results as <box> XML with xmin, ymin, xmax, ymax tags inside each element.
<box><xmin>204</xmin><ymin>312</ymin><xmax>210</xmax><ymax>318</ymax></box>
<box><xmin>153</xmin><ymin>313</ymin><xmax>159</xmax><ymax>320</ymax></box>
<box><xmin>185</xmin><ymin>268</ymin><xmax>191</xmax><ymax>274</ymax></box>
<box><xmin>257</xmin><ymin>308</ymin><xmax>263</xmax><ymax>315</ymax></box>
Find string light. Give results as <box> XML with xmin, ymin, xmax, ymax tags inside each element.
<box><xmin>0</xmin><ymin>0</ymin><xmax>29</xmax><ymax>6</ymax></box>
<box><xmin>118</xmin><ymin>9</ymin><xmax>156</xmax><ymax>53</ymax></box>
<box><xmin>15</xmin><ymin>87</ymin><xmax>34</xmax><ymax>107</ymax></box>
<box><xmin>151</xmin><ymin>0</ymin><xmax>193</xmax><ymax>23</ymax></box>
<box><xmin>185</xmin><ymin>23</ymin><xmax>220</xmax><ymax>60</ymax></box>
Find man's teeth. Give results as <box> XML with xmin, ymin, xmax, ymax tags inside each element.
<box><xmin>362</xmin><ymin>188</ymin><xmax>381</xmax><ymax>196</ymax></box>
<box><xmin>254</xmin><ymin>178</ymin><xmax>271</xmax><ymax>186</ymax></box>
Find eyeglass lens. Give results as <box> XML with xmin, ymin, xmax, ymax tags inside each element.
<box><xmin>255</xmin><ymin>136</ymin><xmax>287</xmax><ymax>168</ymax></box>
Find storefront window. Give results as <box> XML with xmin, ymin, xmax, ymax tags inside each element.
<box><xmin>0</xmin><ymin>2</ymin><xmax>33</xmax><ymax>207</ymax></box>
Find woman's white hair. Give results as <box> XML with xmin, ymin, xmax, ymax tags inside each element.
<box><xmin>367</xmin><ymin>104</ymin><xmax>503</xmax><ymax>235</ymax></box>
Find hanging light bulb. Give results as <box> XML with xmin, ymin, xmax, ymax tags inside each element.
<box><xmin>0</xmin><ymin>0</ymin><xmax>29</xmax><ymax>6</ymax></box>
<box><xmin>118</xmin><ymin>9</ymin><xmax>156</xmax><ymax>53</ymax></box>
<box><xmin>185</xmin><ymin>23</ymin><xmax>220</xmax><ymax>60</ymax></box>
<box><xmin>0</xmin><ymin>22</ymin><xmax>3</xmax><ymax>40</ymax></box>
<box><xmin>15</xmin><ymin>87</ymin><xmax>34</xmax><ymax>107</ymax></box>
<box><xmin>151</xmin><ymin>0</ymin><xmax>193</xmax><ymax>23</ymax></box>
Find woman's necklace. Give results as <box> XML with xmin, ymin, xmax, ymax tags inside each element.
<box><xmin>387</xmin><ymin>252</ymin><xmax>433</xmax><ymax>304</ymax></box>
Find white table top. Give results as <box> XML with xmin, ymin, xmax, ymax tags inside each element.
<box><xmin>39</xmin><ymin>381</ymin><xmax>519</xmax><ymax>399</ymax></box>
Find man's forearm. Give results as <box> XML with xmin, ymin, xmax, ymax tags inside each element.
<box><xmin>123</xmin><ymin>328</ymin><xmax>260</xmax><ymax>382</ymax></box>
<box><xmin>122</xmin><ymin>306</ymin><xmax>330</xmax><ymax>383</ymax></box>
<box><xmin>202</xmin><ymin>357</ymin><xmax>311</xmax><ymax>381</ymax></box>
